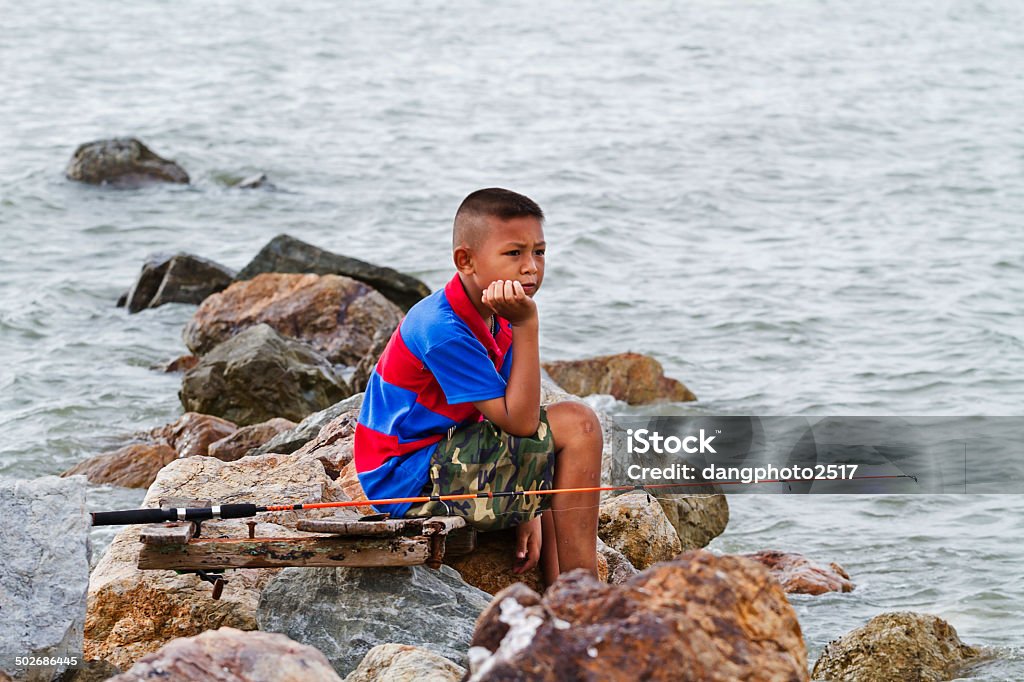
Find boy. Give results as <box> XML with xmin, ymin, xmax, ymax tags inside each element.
<box><xmin>354</xmin><ymin>188</ymin><xmax>601</xmax><ymax>583</ymax></box>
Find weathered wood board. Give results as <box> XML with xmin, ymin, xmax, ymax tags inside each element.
<box><xmin>138</xmin><ymin>535</ymin><xmax>430</xmax><ymax>570</ymax></box>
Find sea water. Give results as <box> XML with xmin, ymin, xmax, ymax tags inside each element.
<box><xmin>1</xmin><ymin>0</ymin><xmax>1021</xmax><ymax>676</ymax></box>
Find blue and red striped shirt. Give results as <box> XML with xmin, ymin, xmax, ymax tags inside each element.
<box><xmin>354</xmin><ymin>274</ymin><xmax>513</xmax><ymax>516</ymax></box>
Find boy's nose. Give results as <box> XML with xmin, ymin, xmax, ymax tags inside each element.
<box><xmin>522</xmin><ymin>256</ymin><xmax>538</xmax><ymax>275</ymax></box>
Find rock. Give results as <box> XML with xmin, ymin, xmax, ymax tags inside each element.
<box><xmin>183</xmin><ymin>272</ymin><xmax>402</xmax><ymax>367</ymax></box>
<box><xmin>596</xmin><ymin>536</ymin><xmax>638</xmax><ymax>584</ymax></box>
<box><xmin>812</xmin><ymin>612</ymin><xmax>981</xmax><ymax>681</ymax></box>
<box><xmin>344</xmin><ymin>644</ymin><xmax>465</xmax><ymax>682</ymax></box>
<box><xmin>443</xmin><ymin>527</ymin><xmax>609</xmax><ymax>595</ymax></box>
<box><xmin>467</xmin><ymin>550</ymin><xmax>808</xmax><ymax>681</ymax></box>
<box><xmin>542</xmin><ymin>352</ymin><xmax>696</xmax><ymax>405</ymax></box>
<box><xmin>597</xmin><ymin>492</ymin><xmax>682</xmax><ymax>570</ymax></box>
<box><xmin>251</xmin><ymin>393</ymin><xmax>364</xmax><ymax>457</ymax></box>
<box><xmin>257</xmin><ymin>564</ymin><xmax>492</xmax><ymax>677</ymax></box>
<box><xmin>149</xmin><ymin>412</ymin><xmax>238</xmax><ymax>458</ymax></box>
<box><xmin>66</xmin><ymin>138</ymin><xmax>189</xmax><ymax>186</ymax></box>
<box><xmin>236</xmin><ymin>234</ymin><xmax>430</xmax><ymax>312</ymax></box>
<box><xmin>656</xmin><ymin>493</ymin><xmax>730</xmax><ymax>550</ymax></box>
<box><xmin>123</xmin><ymin>253</ymin><xmax>235</xmax><ymax>313</ymax></box>
<box><xmin>156</xmin><ymin>354</ymin><xmax>200</xmax><ymax>373</ymax></box>
<box><xmin>85</xmin><ymin>452</ymin><xmax>353</xmax><ymax>670</ymax></box>
<box><xmin>208</xmin><ymin>418</ymin><xmax>297</xmax><ymax>462</ymax></box>
<box><xmin>235</xmin><ymin>173</ymin><xmax>274</xmax><ymax>190</ymax></box>
<box><xmin>179</xmin><ymin>324</ymin><xmax>351</xmax><ymax>426</ymax></box>
<box><xmin>61</xmin><ymin>443</ymin><xmax>177</xmax><ymax>488</ymax></box>
<box><xmin>61</xmin><ymin>658</ymin><xmax>122</xmax><ymax>681</ymax></box>
<box><xmin>0</xmin><ymin>476</ymin><xmax>91</xmax><ymax>682</ymax></box>
<box><xmin>350</xmin><ymin>326</ymin><xmax>391</xmax><ymax>393</ymax></box>
<box><xmin>469</xmin><ymin>583</ymin><xmax>544</xmax><ymax>653</ymax></box>
<box><xmin>292</xmin><ymin>405</ymin><xmax>361</xmax><ymax>477</ymax></box>
<box><xmin>335</xmin><ymin>461</ymin><xmax>375</xmax><ymax>516</ymax></box>
<box><xmin>745</xmin><ymin>550</ymin><xmax>854</xmax><ymax>595</ymax></box>
<box><xmin>107</xmin><ymin>627</ymin><xmax>341</xmax><ymax>682</ymax></box>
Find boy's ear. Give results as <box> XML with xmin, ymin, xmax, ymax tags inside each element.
<box><xmin>453</xmin><ymin>245</ymin><xmax>474</xmax><ymax>274</ymax></box>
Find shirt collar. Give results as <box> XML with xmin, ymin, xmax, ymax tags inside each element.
<box><xmin>443</xmin><ymin>274</ymin><xmax>512</xmax><ymax>363</ymax></box>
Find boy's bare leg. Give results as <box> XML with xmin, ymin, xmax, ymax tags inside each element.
<box><xmin>540</xmin><ymin>511</ymin><xmax>559</xmax><ymax>586</ymax></box>
<box><xmin>545</xmin><ymin>401</ymin><xmax>602</xmax><ymax>577</ymax></box>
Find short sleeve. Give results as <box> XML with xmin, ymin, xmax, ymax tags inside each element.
<box><xmin>423</xmin><ymin>336</ymin><xmax>507</xmax><ymax>405</ymax></box>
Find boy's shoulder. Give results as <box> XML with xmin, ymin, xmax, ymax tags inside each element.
<box><xmin>399</xmin><ymin>285</ymin><xmax>474</xmax><ymax>352</ymax></box>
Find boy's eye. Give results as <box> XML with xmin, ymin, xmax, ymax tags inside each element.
<box><xmin>534</xmin><ymin>249</ymin><xmax>545</xmax><ymax>256</ymax></box>
<box><xmin>505</xmin><ymin>250</ymin><xmax>520</xmax><ymax>256</ymax></box>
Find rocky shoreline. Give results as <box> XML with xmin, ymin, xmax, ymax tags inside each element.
<box><xmin>0</xmin><ymin>139</ymin><xmax>988</xmax><ymax>681</ymax></box>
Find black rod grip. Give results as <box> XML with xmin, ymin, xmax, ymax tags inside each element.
<box><xmin>217</xmin><ymin>503</ymin><xmax>257</xmax><ymax>519</ymax></box>
<box><xmin>90</xmin><ymin>507</ymin><xmax>176</xmax><ymax>526</ymax></box>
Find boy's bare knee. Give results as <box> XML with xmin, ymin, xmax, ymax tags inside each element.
<box><xmin>547</xmin><ymin>400</ymin><xmax>603</xmax><ymax>449</ymax></box>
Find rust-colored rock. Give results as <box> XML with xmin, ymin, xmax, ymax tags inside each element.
<box><xmin>149</xmin><ymin>412</ymin><xmax>238</xmax><ymax>458</ymax></box>
<box><xmin>335</xmin><ymin>460</ymin><xmax>375</xmax><ymax>516</ymax></box>
<box><xmin>467</xmin><ymin>550</ymin><xmax>808</xmax><ymax>681</ymax></box>
<box><xmin>208</xmin><ymin>417</ymin><xmax>296</xmax><ymax>461</ymax></box>
<box><xmin>469</xmin><ymin>582</ymin><xmax>544</xmax><ymax>652</ymax></box>
<box><xmin>62</xmin><ymin>443</ymin><xmax>177</xmax><ymax>488</ymax></box>
<box><xmin>106</xmin><ymin>627</ymin><xmax>341</xmax><ymax>682</ymax></box>
<box><xmin>745</xmin><ymin>550</ymin><xmax>854</xmax><ymax>595</ymax></box>
<box><xmin>60</xmin><ymin>413</ymin><xmax>237</xmax><ymax>488</ymax></box>
<box><xmin>183</xmin><ymin>272</ymin><xmax>402</xmax><ymax>367</ymax></box>
<box><xmin>542</xmin><ymin>352</ymin><xmax>696</xmax><ymax>405</ymax></box>
<box><xmin>597</xmin><ymin>492</ymin><xmax>682</xmax><ymax>570</ymax></box>
<box><xmin>157</xmin><ymin>354</ymin><xmax>200</xmax><ymax>373</ymax></box>
<box><xmin>812</xmin><ymin>612</ymin><xmax>981</xmax><ymax>681</ymax></box>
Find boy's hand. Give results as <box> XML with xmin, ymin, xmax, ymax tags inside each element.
<box><xmin>512</xmin><ymin>516</ymin><xmax>542</xmax><ymax>574</ymax></box>
<box><xmin>482</xmin><ymin>280</ymin><xmax>537</xmax><ymax>327</ymax></box>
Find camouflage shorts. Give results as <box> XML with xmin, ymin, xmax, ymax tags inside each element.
<box><xmin>403</xmin><ymin>409</ymin><xmax>555</xmax><ymax>532</ymax></box>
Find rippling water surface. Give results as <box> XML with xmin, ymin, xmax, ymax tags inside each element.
<box><xmin>1</xmin><ymin>1</ymin><xmax>1021</xmax><ymax>677</ymax></box>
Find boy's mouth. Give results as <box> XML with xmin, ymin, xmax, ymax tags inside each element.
<box><xmin>521</xmin><ymin>282</ymin><xmax>537</xmax><ymax>294</ymax></box>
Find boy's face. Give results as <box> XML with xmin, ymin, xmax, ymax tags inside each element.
<box><xmin>462</xmin><ymin>215</ymin><xmax>546</xmax><ymax>299</ymax></box>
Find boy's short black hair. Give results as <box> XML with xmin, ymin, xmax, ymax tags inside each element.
<box><xmin>453</xmin><ymin>188</ymin><xmax>544</xmax><ymax>249</ymax></box>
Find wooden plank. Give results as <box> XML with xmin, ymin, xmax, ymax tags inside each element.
<box><xmin>296</xmin><ymin>517</ymin><xmax>425</xmax><ymax>537</ymax></box>
<box><xmin>138</xmin><ymin>535</ymin><xmax>430</xmax><ymax>570</ymax></box>
<box><xmin>140</xmin><ymin>522</ymin><xmax>195</xmax><ymax>546</ymax></box>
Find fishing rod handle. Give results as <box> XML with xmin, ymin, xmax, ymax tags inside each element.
<box><xmin>90</xmin><ymin>503</ymin><xmax>258</xmax><ymax>526</ymax></box>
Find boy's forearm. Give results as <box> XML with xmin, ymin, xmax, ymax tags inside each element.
<box><xmin>502</xmin><ymin>318</ymin><xmax>541</xmax><ymax>436</ymax></box>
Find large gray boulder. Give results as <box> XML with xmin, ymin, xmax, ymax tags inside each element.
<box><xmin>120</xmin><ymin>253</ymin><xmax>235</xmax><ymax>313</ymax></box>
<box><xmin>179</xmin><ymin>324</ymin><xmax>351</xmax><ymax>426</ymax></box>
<box><xmin>66</xmin><ymin>138</ymin><xmax>189</xmax><ymax>186</ymax></box>
<box><xmin>235</xmin><ymin>234</ymin><xmax>430</xmax><ymax>312</ymax></box>
<box><xmin>257</xmin><ymin>565</ymin><xmax>491</xmax><ymax>677</ymax></box>
<box><xmin>1</xmin><ymin>476</ymin><xmax>91</xmax><ymax>682</ymax></box>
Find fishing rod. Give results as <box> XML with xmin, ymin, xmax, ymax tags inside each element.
<box><xmin>90</xmin><ymin>474</ymin><xmax>916</xmax><ymax>527</ymax></box>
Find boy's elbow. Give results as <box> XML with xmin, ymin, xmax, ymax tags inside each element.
<box><xmin>505</xmin><ymin>413</ymin><xmax>541</xmax><ymax>438</ymax></box>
